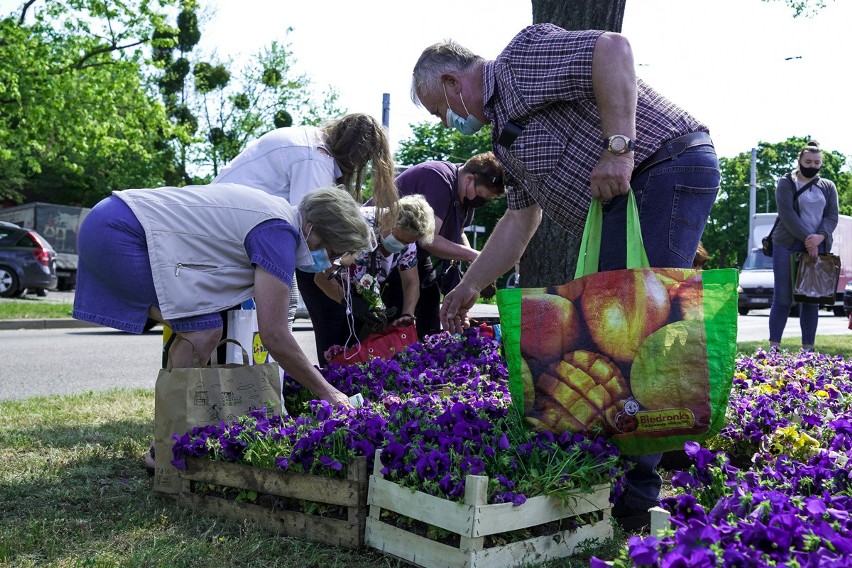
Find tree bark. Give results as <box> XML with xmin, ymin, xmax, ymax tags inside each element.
<box><xmin>520</xmin><ymin>0</ymin><xmax>626</xmax><ymax>287</ymax></box>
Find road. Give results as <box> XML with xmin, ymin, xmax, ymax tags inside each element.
<box><xmin>0</xmin><ymin>293</ymin><xmax>848</xmax><ymax>402</ymax></box>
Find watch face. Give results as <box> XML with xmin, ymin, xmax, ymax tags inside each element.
<box><xmin>606</xmin><ymin>135</ymin><xmax>633</xmax><ymax>155</ymax></box>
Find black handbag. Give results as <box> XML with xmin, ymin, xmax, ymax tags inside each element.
<box><xmin>761</xmin><ymin>175</ymin><xmax>818</xmax><ymax>257</ymax></box>
<box><xmin>429</xmin><ymin>259</ymin><xmax>464</xmax><ymax>295</ymax></box>
<box><xmin>761</xmin><ymin>233</ymin><xmax>774</xmax><ymax>257</ymax></box>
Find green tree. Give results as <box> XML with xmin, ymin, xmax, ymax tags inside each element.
<box><xmin>0</xmin><ymin>0</ymin><xmax>178</xmax><ymax>205</ymax></box>
<box><xmin>151</xmin><ymin>7</ymin><xmax>343</xmax><ymax>184</ymax></box>
<box><xmin>701</xmin><ymin>136</ymin><xmax>851</xmax><ymax>268</ymax></box>
<box><xmin>194</xmin><ymin>40</ymin><xmax>344</xmax><ymax>180</ymax></box>
<box><xmin>395</xmin><ymin>122</ymin><xmax>492</xmax><ymax>165</ymax></box>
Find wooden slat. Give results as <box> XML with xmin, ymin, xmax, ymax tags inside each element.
<box><xmin>365</xmin><ymin>517</ymin><xmax>466</xmax><ymax>568</ymax></box>
<box><xmin>181</xmin><ymin>492</ymin><xmax>363</xmax><ymax>548</ymax></box>
<box><xmin>347</xmin><ymin>457</ymin><xmax>368</xmax><ymax>532</ymax></box>
<box><xmin>650</xmin><ymin>506</ymin><xmax>671</xmax><ymax>537</ymax></box>
<box><xmin>368</xmin><ymin>475</ymin><xmax>477</xmax><ymax>536</ymax></box>
<box><xmin>182</xmin><ymin>457</ymin><xmax>365</xmax><ymax>507</ymax></box>
<box><xmin>471</xmin><ymin>484</ymin><xmax>611</xmax><ymax>537</ymax></box>
<box><xmin>366</xmin><ymin>517</ymin><xmax>613</xmax><ymax>568</ymax></box>
<box><xmin>468</xmin><ymin>518</ymin><xmax>613</xmax><ymax>568</ymax></box>
<box><xmin>460</xmin><ymin>476</ymin><xmax>487</xmax><ymax>553</ymax></box>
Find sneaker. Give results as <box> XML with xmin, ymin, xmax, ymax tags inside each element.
<box><xmin>612</xmin><ymin>502</ymin><xmax>651</xmax><ymax>532</ymax></box>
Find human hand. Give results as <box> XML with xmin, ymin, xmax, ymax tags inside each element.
<box><xmin>804</xmin><ymin>234</ymin><xmax>824</xmax><ymax>251</ymax></box>
<box><xmin>589</xmin><ymin>153</ymin><xmax>634</xmax><ymax>200</ymax></box>
<box><xmin>350</xmin><ymin>295</ymin><xmax>387</xmax><ymax>327</ymax></box>
<box><xmin>321</xmin><ymin>388</ymin><xmax>353</xmax><ymax>409</ymax></box>
<box><xmin>391</xmin><ymin>313</ymin><xmax>416</xmax><ymax>327</ymax></box>
<box><xmin>440</xmin><ymin>284</ymin><xmax>478</xmax><ymax>334</ymax></box>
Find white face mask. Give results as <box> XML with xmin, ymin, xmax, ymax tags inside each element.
<box><xmin>443</xmin><ymin>84</ymin><xmax>485</xmax><ymax>135</ymax></box>
<box><xmin>381</xmin><ymin>233</ymin><xmax>407</xmax><ymax>253</ymax></box>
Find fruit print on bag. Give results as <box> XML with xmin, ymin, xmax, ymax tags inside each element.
<box><xmin>520</xmin><ymin>268</ymin><xmax>711</xmax><ymax>441</ymax></box>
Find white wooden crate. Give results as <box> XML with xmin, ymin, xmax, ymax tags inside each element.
<box><xmin>365</xmin><ymin>451</ymin><xmax>613</xmax><ymax>568</ymax></box>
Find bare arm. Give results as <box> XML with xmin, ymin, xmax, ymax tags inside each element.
<box><xmin>254</xmin><ymin>267</ymin><xmax>350</xmax><ymax>407</ymax></box>
<box><xmin>399</xmin><ymin>266</ymin><xmax>420</xmax><ymax>316</ymax></box>
<box><xmin>419</xmin><ymin>216</ymin><xmax>479</xmax><ymax>262</ymax></box>
<box><xmin>589</xmin><ymin>32</ymin><xmax>637</xmax><ymax>200</ymax></box>
<box><xmin>313</xmin><ymin>271</ymin><xmax>344</xmax><ymax>304</ymax></box>
<box><xmin>440</xmin><ymin>205</ymin><xmax>542</xmax><ymax>332</ymax></box>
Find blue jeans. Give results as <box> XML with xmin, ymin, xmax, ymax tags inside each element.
<box><xmin>600</xmin><ymin>145</ymin><xmax>720</xmax><ymax>510</ymax></box>
<box><xmin>769</xmin><ymin>241</ymin><xmax>823</xmax><ymax>346</ymax></box>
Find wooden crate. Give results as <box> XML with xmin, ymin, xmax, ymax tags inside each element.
<box><xmin>178</xmin><ymin>455</ymin><xmax>368</xmax><ymax>548</ymax></box>
<box><xmin>365</xmin><ymin>453</ymin><xmax>613</xmax><ymax>568</ymax></box>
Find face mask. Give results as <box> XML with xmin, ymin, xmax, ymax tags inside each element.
<box><xmin>381</xmin><ymin>234</ymin><xmax>407</xmax><ymax>253</ymax></box>
<box><xmin>297</xmin><ymin>248</ymin><xmax>332</xmax><ymax>273</ymax></box>
<box><xmin>463</xmin><ymin>195</ymin><xmax>488</xmax><ymax>209</ymax></box>
<box><xmin>799</xmin><ymin>163</ymin><xmax>821</xmax><ymax>179</ymax></box>
<box><xmin>443</xmin><ymin>84</ymin><xmax>485</xmax><ymax>135</ymax></box>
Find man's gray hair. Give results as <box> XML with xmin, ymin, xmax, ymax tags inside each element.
<box><xmin>396</xmin><ymin>194</ymin><xmax>435</xmax><ymax>245</ymax></box>
<box><xmin>299</xmin><ymin>187</ymin><xmax>371</xmax><ymax>254</ymax></box>
<box><xmin>411</xmin><ymin>40</ymin><xmax>483</xmax><ymax>106</ymax></box>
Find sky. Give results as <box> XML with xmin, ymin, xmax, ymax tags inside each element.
<box><xmin>2</xmin><ymin>0</ymin><xmax>850</xmax><ymax>163</ymax></box>
<box><xmin>195</xmin><ymin>0</ymin><xmax>852</xmax><ymax>163</ymax></box>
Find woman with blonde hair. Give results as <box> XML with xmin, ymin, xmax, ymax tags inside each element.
<box><xmin>314</xmin><ymin>194</ymin><xmax>436</xmax><ymax>360</ymax></box>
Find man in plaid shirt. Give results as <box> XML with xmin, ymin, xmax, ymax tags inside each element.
<box><xmin>411</xmin><ymin>23</ymin><xmax>720</xmax><ymax>531</ymax></box>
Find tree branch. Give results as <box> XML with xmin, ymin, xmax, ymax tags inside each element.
<box><xmin>19</xmin><ymin>0</ymin><xmax>38</xmax><ymax>25</ymax></box>
<box><xmin>64</xmin><ymin>38</ymin><xmax>148</xmax><ymax>72</ymax></box>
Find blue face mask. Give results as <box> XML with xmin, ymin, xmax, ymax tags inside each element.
<box><xmin>443</xmin><ymin>84</ymin><xmax>485</xmax><ymax>135</ymax></box>
<box><xmin>298</xmin><ymin>248</ymin><xmax>333</xmax><ymax>273</ymax></box>
<box><xmin>381</xmin><ymin>234</ymin><xmax>408</xmax><ymax>253</ymax></box>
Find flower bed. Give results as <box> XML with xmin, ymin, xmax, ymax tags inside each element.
<box><xmin>596</xmin><ymin>349</ymin><xmax>852</xmax><ymax>567</ymax></box>
<box><xmin>366</xmin><ymin>450</ymin><xmax>612</xmax><ymax>568</ymax></box>
<box><xmin>170</xmin><ymin>330</ymin><xmax>624</xmax><ymax>561</ymax></box>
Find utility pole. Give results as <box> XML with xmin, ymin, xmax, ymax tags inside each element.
<box><xmin>382</xmin><ymin>93</ymin><xmax>390</xmax><ymax>130</ymax></box>
<box><xmin>748</xmin><ymin>147</ymin><xmax>757</xmax><ymax>250</ymax></box>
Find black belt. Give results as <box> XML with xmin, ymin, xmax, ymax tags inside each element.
<box><xmin>634</xmin><ymin>131</ymin><xmax>714</xmax><ymax>177</ymax></box>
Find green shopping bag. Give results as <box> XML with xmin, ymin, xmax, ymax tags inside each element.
<box><xmin>497</xmin><ymin>191</ymin><xmax>738</xmax><ymax>455</ymax></box>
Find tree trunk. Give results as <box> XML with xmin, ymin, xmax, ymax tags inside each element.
<box><xmin>520</xmin><ymin>0</ymin><xmax>626</xmax><ymax>287</ymax></box>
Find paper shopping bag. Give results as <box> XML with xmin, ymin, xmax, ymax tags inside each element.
<box><xmin>153</xmin><ymin>338</ymin><xmax>281</xmax><ymax>495</ymax></box>
<box><xmin>793</xmin><ymin>253</ymin><xmax>841</xmax><ymax>305</ymax></box>
<box><xmin>224</xmin><ymin>308</ymin><xmax>291</xmax><ymax>412</ymax></box>
<box><xmin>497</xmin><ymin>191</ymin><xmax>738</xmax><ymax>455</ymax></box>
<box><xmin>328</xmin><ymin>324</ymin><xmax>418</xmax><ymax>366</ymax></box>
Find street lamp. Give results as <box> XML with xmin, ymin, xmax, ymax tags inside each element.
<box><xmin>758</xmin><ymin>186</ymin><xmax>772</xmax><ymax>212</ymax></box>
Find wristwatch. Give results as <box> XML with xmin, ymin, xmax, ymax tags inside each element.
<box><xmin>603</xmin><ymin>134</ymin><xmax>635</xmax><ymax>155</ymax></box>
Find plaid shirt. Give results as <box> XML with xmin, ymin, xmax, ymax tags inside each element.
<box><xmin>483</xmin><ymin>24</ymin><xmax>708</xmax><ymax>237</ymax></box>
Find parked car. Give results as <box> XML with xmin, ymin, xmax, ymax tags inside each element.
<box><xmin>737</xmin><ymin>248</ymin><xmax>775</xmax><ymax>315</ymax></box>
<box><xmin>0</xmin><ymin>221</ymin><xmax>58</xmax><ymax>297</ymax></box>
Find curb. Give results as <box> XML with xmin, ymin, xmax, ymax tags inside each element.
<box><xmin>0</xmin><ymin>318</ymin><xmax>102</xmax><ymax>331</ymax></box>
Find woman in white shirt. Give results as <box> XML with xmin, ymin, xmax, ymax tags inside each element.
<box><xmin>212</xmin><ymin>113</ymin><xmax>399</xmax><ymax>358</ymax></box>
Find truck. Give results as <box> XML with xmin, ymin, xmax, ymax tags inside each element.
<box><xmin>738</xmin><ymin>212</ymin><xmax>852</xmax><ymax>316</ymax></box>
<box><xmin>0</xmin><ymin>202</ymin><xmax>91</xmax><ymax>290</ymax></box>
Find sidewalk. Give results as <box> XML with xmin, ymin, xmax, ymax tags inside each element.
<box><xmin>0</xmin><ymin>318</ymin><xmax>100</xmax><ymax>330</ymax></box>
<box><xmin>0</xmin><ymin>302</ymin><xmax>501</xmax><ymax>331</ymax></box>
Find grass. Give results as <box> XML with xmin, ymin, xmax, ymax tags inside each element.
<box><xmin>737</xmin><ymin>334</ymin><xmax>852</xmax><ymax>359</ymax></box>
<box><xmin>0</xmin><ymin>389</ymin><xmax>627</xmax><ymax>568</ymax></box>
<box><xmin>0</xmin><ymin>299</ymin><xmax>73</xmax><ymax>319</ymax></box>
